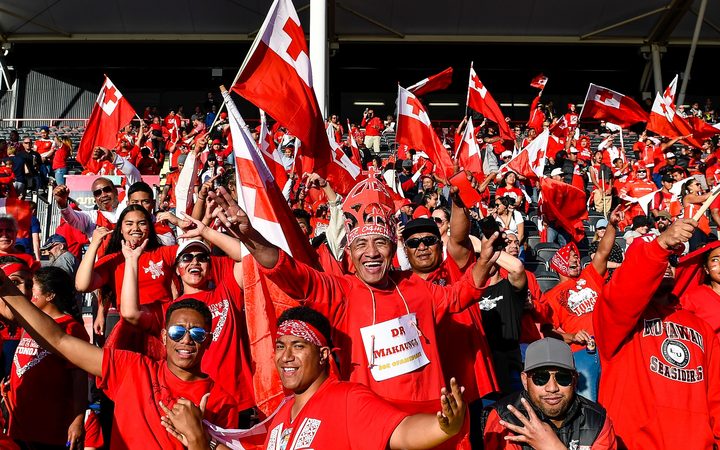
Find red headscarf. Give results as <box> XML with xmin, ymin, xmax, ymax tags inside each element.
<box><xmin>550</xmin><ymin>242</ymin><xmax>579</xmax><ymax>278</ymax></box>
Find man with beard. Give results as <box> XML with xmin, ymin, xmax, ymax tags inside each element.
<box><xmin>594</xmin><ymin>219</ymin><xmax>720</xmax><ymax>448</ymax></box>
<box><xmin>481</xmin><ymin>338</ymin><xmax>616</xmax><ymax>449</ymax></box>
<box><xmin>53</xmin><ymin>147</ymin><xmax>141</xmax><ymax>237</ymax></box>
<box><xmin>543</xmin><ymin>207</ymin><xmax>622</xmax><ymax>402</ymax></box>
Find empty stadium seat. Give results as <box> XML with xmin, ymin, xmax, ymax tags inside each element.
<box><xmin>536</xmin><ymin>276</ymin><xmax>560</xmax><ymax>293</ymax></box>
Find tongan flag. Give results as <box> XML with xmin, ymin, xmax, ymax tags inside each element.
<box><xmin>454</xmin><ymin>117</ymin><xmax>483</xmax><ymax>174</ymax></box>
<box><xmin>407</xmin><ymin>67</ymin><xmax>454</xmax><ymax>97</ymax></box>
<box><xmin>467</xmin><ymin>64</ymin><xmax>514</xmax><ymax>141</ymax></box>
<box><xmin>579</xmin><ymin>83</ymin><xmax>647</xmax><ymax>128</ymax></box>
<box><xmin>497</xmin><ymin>129</ymin><xmax>549</xmax><ymax>181</ymax></box>
<box><xmin>232</xmin><ymin>0</ymin><xmax>357</xmax><ymax>194</ymax></box>
<box><xmin>224</xmin><ymin>88</ymin><xmax>316</xmax><ymax>418</ymax></box>
<box><xmin>530</xmin><ymin>74</ymin><xmax>548</xmax><ymax>90</ymax></box>
<box><xmin>77</xmin><ymin>76</ymin><xmax>135</xmax><ymax>168</ymax></box>
<box><xmin>396</xmin><ymin>85</ymin><xmax>454</xmax><ymax>179</ymax></box>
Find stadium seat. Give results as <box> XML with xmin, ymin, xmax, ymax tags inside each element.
<box><xmin>535</xmin><ymin>247</ymin><xmax>559</xmax><ymax>264</ymax></box>
<box><xmin>524</xmin><ymin>261</ymin><xmax>546</xmax><ymax>273</ymax></box>
<box><xmin>526</xmin><ymin>235</ymin><xmax>541</xmax><ymax>249</ymax></box>
<box><xmin>536</xmin><ymin>276</ymin><xmax>560</xmax><ymax>293</ymax></box>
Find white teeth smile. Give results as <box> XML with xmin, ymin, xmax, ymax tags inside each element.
<box><xmin>282</xmin><ymin>368</ymin><xmax>297</xmax><ymax>373</ymax></box>
<box><xmin>188</xmin><ymin>268</ymin><xmax>201</xmax><ymax>274</ymax></box>
<box><xmin>177</xmin><ymin>349</ymin><xmax>193</xmax><ymax>355</ymax></box>
<box><xmin>364</xmin><ymin>262</ymin><xmax>381</xmax><ymax>267</ymax></box>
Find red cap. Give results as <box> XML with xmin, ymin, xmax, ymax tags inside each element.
<box><xmin>212</xmin><ymin>139</ymin><xmax>222</xmax><ymax>145</ymax></box>
<box><xmin>219</xmin><ymin>112</ymin><xmax>228</xmax><ymax>119</ymax></box>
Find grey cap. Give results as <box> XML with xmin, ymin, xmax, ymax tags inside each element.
<box><xmin>595</xmin><ymin>219</ymin><xmax>608</xmax><ymax>229</ymax></box>
<box><xmin>524</xmin><ymin>338</ymin><xmax>576</xmax><ymax>372</ymax></box>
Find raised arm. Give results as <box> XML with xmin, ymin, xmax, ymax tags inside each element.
<box><xmin>54</xmin><ymin>185</ymin><xmax>95</xmax><ymax>236</ymax></box>
<box><xmin>119</xmin><ymin>240</ymin><xmax>146</xmax><ymax>325</ymax></box>
<box><xmin>594</xmin><ymin>219</ymin><xmax>695</xmax><ymax>358</ymax></box>
<box><xmin>446</xmin><ymin>181</ymin><xmax>474</xmax><ymax>268</ymax></box>
<box><xmin>591</xmin><ymin>206</ymin><xmax>621</xmax><ymax>277</ymax></box>
<box><xmin>389</xmin><ymin>378</ymin><xmax>466</xmax><ymax>449</ymax></box>
<box><xmin>112</xmin><ymin>149</ymin><xmax>141</xmax><ymax>186</ymax></box>
<box><xmin>496</xmin><ymin>251</ymin><xmax>528</xmax><ymax>291</ymax></box>
<box><xmin>75</xmin><ymin>227</ymin><xmax>112</xmax><ymax>293</ymax></box>
<box><xmin>0</xmin><ymin>271</ymin><xmax>103</xmax><ymax>377</ymax></box>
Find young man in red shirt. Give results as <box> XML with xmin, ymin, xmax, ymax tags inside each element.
<box><xmin>361</xmin><ymin>109</ymin><xmax>385</xmax><ymax>153</ymax></box>
<box><xmin>595</xmin><ymin>219</ymin><xmax>720</xmax><ymax>449</ymax></box>
<box><xmin>162</xmin><ymin>306</ymin><xmax>468</xmax><ymax>450</ymax></box>
<box><xmin>0</xmin><ymin>277</ymin><xmax>238</xmax><ymax>450</ymax></box>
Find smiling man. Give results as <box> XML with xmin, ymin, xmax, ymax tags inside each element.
<box><xmin>0</xmin><ymin>270</ymin><xmax>238</xmax><ymax>450</ymax></box>
<box><xmin>481</xmin><ymin>338</ymin><xmax>616</xmax><ymax>449</ymax></box>
<box><xmin>186</xmin><ymin>175</ymin><xmax>500</xmax><ymax>439</ymax></box>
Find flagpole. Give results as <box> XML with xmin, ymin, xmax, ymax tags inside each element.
<box><xmin>465</xmin><ymin>62</ymin><xmax>472</xmax><ymax>118</ymax></box>
<box><xmin>577</xmin><ymin>83</ymin><xmax>593</xmax><ymax>125</ymax></box>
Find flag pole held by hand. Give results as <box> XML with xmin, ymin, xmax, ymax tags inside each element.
<box><xmin>693</xmin><ymin>183</ymin><xmax>720</xmax><ymax>221</ymax></box>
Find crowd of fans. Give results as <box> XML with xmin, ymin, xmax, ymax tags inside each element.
<box><xmin>0</xmin><ymin>91</ymin><xmax>717</xmax><ymax>450</ymax></box>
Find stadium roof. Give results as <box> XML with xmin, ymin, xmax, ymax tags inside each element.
<box><xmin>1</xmin><ymin>0</ymin><xmax>719</xmax><ymax>45</ymax></box>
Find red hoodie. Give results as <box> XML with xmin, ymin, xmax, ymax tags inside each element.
<box><xmin>594</xmin><ymin>237</ymin><xmax>720</xmax><ymax>449</ymax></box>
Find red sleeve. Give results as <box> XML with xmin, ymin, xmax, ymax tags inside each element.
<box><xmin>483</xmin><ymin>409</ymin><xmax>520</xmax><ymax>449</ymax></box>
<box><xmin>361</xmin><ymin>116</ymin><xmax>369</xmax><ymax>127</ymax></box>
<box><xmin>211</xmin><ymin>256</ymin><xmax>242</xmax><ymax>309</ymax></box>
<box><xmin>401</xmin><ymin>178</ymin><xmax>416</xmax><ymax>192</ymax></box>
<box><xmin>346</xmin><ymin>384</ymin><xmax>408</xmax><ymax>447</ymax></box>
<box><xmin>206</xmin><ymin>389</ymin><xmax>240</xmax><ymax>429</ymax></box>
<box><xmin>591</xmin><ymin>416</ymin><xmax>618</xmax><ymax>450</ymax></box>
<box><xmin>595</xmin><ymin>238</ymin><xmax>672</xmax><ymax>358</ymax></box>
<box><xmin>97</xmin><ymin>348</ymin><xmax>142</xmax><ymax>400</ymax></box>
<box><xmin>427</xmin><ymin>267</ymin><xmax>486</xmax><ymax>322</ymax></box>
<box><xmin>258</xmin><ymin>250</ymin><xmax>347</xmax><ymax>322</ymax></box>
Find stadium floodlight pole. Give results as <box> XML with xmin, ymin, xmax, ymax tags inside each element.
<box><xmin>677</xmin><ymin>0</ymin><xmax>708</xmax><ymax>107</ymax></box>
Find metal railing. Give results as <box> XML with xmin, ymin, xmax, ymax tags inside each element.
<box><xmin>33</xmin><ymin>189</ymin><xmax>61</xmax><ymax>243</ymax></box>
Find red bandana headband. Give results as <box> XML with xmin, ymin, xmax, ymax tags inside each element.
<box><xmin>550</xmin><ymin>242</ymin><xmax>579</xmax><ymax>278</ymax></box>
<box><xmin>276</xmin><ymin>320</ymin><xmax>328</xmax><ymax>347</ymax></box>
<box><xmin>0</xmin><ymin>262</ymin><xmax>27</xmax><ymax>277</ymax></box>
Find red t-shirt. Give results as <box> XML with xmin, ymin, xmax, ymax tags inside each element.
<box><xmin>9</xmin><ymin>315</ymin><xmax>89</xmax><ymax>445</ymax></box>
<box><xmin>52</xmin><ymin>143</ymin><xmax>70</xmax><ymax>170</ymax></box>
<box><xmin>259</xmin><ymin>251</ymin><xmax>485</xmax><ymax>405</ymax></box>
<box><xmin>264</xmin><ymin>376</ymin><xmax>407</xmax><ymax>450</ymax></box>
<box><xmin>495</xmin><ymin>186</ymin><xmax>524</xmax><ymax>203</ymax></box>
<box><xmin>164</xmin><ymin>171</ymin><xmax>180</xmax><ymax>208</ymax></box>
<box><xmin>427</xmin><ymin>255</ymin><xmax>498</xmax><ymax>401</ymax></box>
<box><xmin>175</xmin><ymin>256</ymin><xmax>255</xmax><ymax>410</ymax></box>
<box><xmin>545</xmin><ymin>265</ymin><xmax>605</xmax><ymax>352</ymax></box>
<box><xmin>84</xmin><ymin>410</ymin><xmax>104</xmax><ymax>448</ymax></box>
<box><xmin>94</xmin><ymin>246</ymin><xmax>178</xmax><ymax>307</ymax></box>
<box><xmin>97</xmin><ymin>348</ymin><xmax>238</xmax><ymax>450</ymax></box>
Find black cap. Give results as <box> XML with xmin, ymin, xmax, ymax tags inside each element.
<box><xmin>401</xmin><ymin>218</ymin><xmax>440</xmax><ymax>241</ymax></box>
<box><xmin>661</xmin><ymin>173</ymin><xmax>674</xmax><ymax>184</ymax></box>
<box><xmin>632</xmin><ymin>215</ymin><xmax>650</xmax><ymax>230</ymax></box>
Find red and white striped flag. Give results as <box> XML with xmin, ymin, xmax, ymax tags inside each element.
<box><xmin>467</xmin><ymin>63</ymin><xmax>515</xmax><ymax>141</ymax></box>
<box><xmin>407</xmin><ymin>67</ymin><xmax>454</xmax><ymax>97</ymax></box>
<box><xmin>77</xmin><ymin>76</ymin><xmax>136</xmax><ymax>168</ymax></box>
<box><xmin>530</xmin><ymin>74</ymin><xmax>548</xmax><ymax>90</ymax></box>
<box><xmin>454</xmin><ymin>117</ymin><xmax>483</xmax><ymax>174</ymax></box>
<box><xmin>396</xmin><ymin>85</ymin><xmax>454</xmax><ymax>179</ymax></box>
<box><xmin>231</xmin><ymin>0</ymin><xmax>358</xmax><ymax>194</ymax></box>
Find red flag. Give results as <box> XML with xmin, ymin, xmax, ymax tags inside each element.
<box><xmin>530</xmin><ymin>74</ymin><xmax>548</xmax><ymax>90</ymax></box>
<box><xmin>454</xmin><ymin>117</ymin><xmax>482</xmax><ymax>173</ymax></box>
<box><xmin>224</xmin><ymin>89</ymin><xmax>317</xmax><ymax>417</ymax></box>
<box><xmin>231</xmin><ymin>0</ymin><xmax>358</xmax><ymax>194</ymax></box>
<box><xmin>396</xmin><ymin>86</ymin><xmax>454</xmax><ymax>179</ymax></box>
<box><xmin>0</xmin><ymin>198</ymin><xmax>31</xmax><ymax>239</ymax></box>
<box><xmin>539</xmin><ymin>177</ymin><xmax>588</xmax><ymax>243</ymax></box>
<box><xmin>77</xmin><ymin>76</ymin><xmax>136</xmax><ymax>168</ymax></box>
<box><xmin>467</xmin><ymin>64</ymin><xmax>514</xmax><ymax>141</ymax></box>
<box><xmin>346</xmin><ymin>119</ymin><xmax>363</xmax><ymax>167</ymax></box>
<box><xmin>258</xmin><ymin>110</ymin><xmax>289</xmax><ymax>190</ymax></box>
<box><xmin>687</xmin><ymin>116</ymin><xmax>720</xmax><ymax>142</ymax></box>
<box><xmin>407</xmin><ymin>67</ymin><xmax>454</xmax><ymax>97</ymax></box>
<box><xmin>648</xmin><ymin>93</ymin><xmax>700</xmax><ymax>145</ymax></box>
<box><xmin>579</xmin><ymin>84</ymin><xmax>647</xmax><ymax>128</ymax></box>
<box><xmin>498</xmin><ymin>129</ymin><xmax>549</xmax><ymax>180</ymax></box>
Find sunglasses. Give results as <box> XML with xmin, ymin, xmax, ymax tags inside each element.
<box><xmin>529</xmin><ymin>369</ymin><xmax>574</xmax><ymax>387</ymax></box>
<box><xmin>167</xmin><ymin>325</ymin><xmax>208</xmax><ymax>344</ymax></box>
<box><xmin>405</xmin><ymin>235</ymin><xmax>439</xmax><ymax>249</ymax></box>
<box><xmin>178</xmin><ymin>252</ymin><xmax>211</xmax><ymax>264</ymax></box>
<box><xmin>433</xmin><ymin>217</ymin><xmax>445</xmax><ymax>225</ymax></box>
<box><xmin>93</xmin><ymin>185</ymin><xmax>114</xmax><ymax>197</ymax></box>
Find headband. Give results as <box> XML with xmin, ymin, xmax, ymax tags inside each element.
<box><xmin>276</xmin><ymin>320</ymin><xmax>328</xmax><ymax>347</ymax></box>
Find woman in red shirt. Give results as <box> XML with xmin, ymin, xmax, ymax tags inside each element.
<box><xmin>51</xmin><ymin>136</ymin><xmax>72</xmax><ymax>186</ymax></box>
<box><xmin>75</xmin><ymin>205</ymin><xmax>178</xmax><ymax>358</ymax></box>
<box><xmin>495</xmin><ymin>171</ymin><xmax>526</xmax><ymax>212</ymax></box>
<box><xmin>2</xmin><ymin>267</ymin><xmax>88</xmax><ymax>449</ymax></box>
